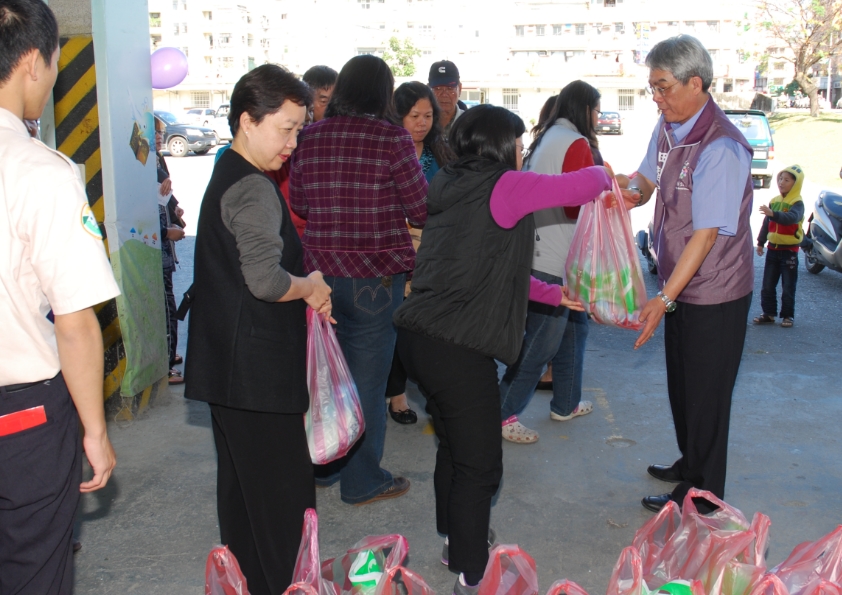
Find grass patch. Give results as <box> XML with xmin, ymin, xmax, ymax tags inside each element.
<box><xmin>767</xmin><ymin>111</ymin><xmax>842</xmax><ymax>188</ymax></box>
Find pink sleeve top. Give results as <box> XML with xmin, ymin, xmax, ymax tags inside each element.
<box><xmin>488</xmin><ymin>166</ymin><xmax>612</xmax><ymax>305</ymax></box>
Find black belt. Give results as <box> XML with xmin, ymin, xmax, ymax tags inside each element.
<box><xmin>1</xmin><ymin>380</ymin><xmax>44</xmax><ymax>393</ymax></box>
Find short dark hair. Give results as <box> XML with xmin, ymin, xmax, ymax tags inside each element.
<box><xmin>302</xmin><ymin>65</ymin><xmax>337</xmax><ymax>91</ymax></box>
<box><xmin>527</xmin><ymin>80</ymin><xmax>600</xmax><ymax>158</ymax></box>
<box><xmin>228</xmin><ymin>63</ymin><xmax>313</xmax><ymax>137</ymax></box>
<box><xmin>394</xmin><ymin>81</ymin><xmax>455</xmax><ymax>167</ymax></box>
<box><xmin>325</xmin><ymin>55</ymin><xmax>395</xmax><ymax>121</ymax></box>
<box><xmin>448</xmin><ymin>104</ymin><xmax>525</xmax><ymax>170</ymax></box>
<box><xmin>0</xmin><ymin>0</ymin><xmax>59</xmax><ymax>85</ymax></box>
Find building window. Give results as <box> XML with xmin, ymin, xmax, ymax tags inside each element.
<box><xmin>618</xmin><ymin>88</ymin><xmax>635</xmax><ymax>110</ymax></box>
<box><xmin>553</xmin><ymin>24</ymin><xmax>562</xmax><ymax>35</ymax></box>
<box><xmin>182</xmin><ymin>23</ymin><xmax>188</xmax><ymax>34</ymax></box>
<box><xmin>575</xmin><ymin>23</ymin><xmax>585</xmax><ymax>35</ymax></box>
<box><xmin>536</xmin><ymin>25</ymin><xmax>545</xmax><ymax>36</ymax></box>
<box><xmin>181</xmin><ymin>0</ymin><xmax>187</xmax><ymax>9</ymax></box>
<box><xmin>173</xmin><ymin>23</ymin><xmax>179</xmax><ymax>36</ymax></box>
<box><xmin>503</xmin><ymin>88</ymin><xmax>519</xmax><ymax>113</ymax></box>
<box><xmin>150</xmin><ymin>34</ymin><xmax>162</xmax><ymax>49</ymax></box>
<box><xmin>357</xmin><ymin>47</ymin><xmax>377</xmax><ymax>55</ymax></box>
<box><xmin>181</xmin><ymin>46</ymin><xmax>189</xmax><ymax>57</ymax></box>
<box><xmin>219</xmin><ymin>33</ymin><xmax>231</xmax><ymax>46</ymax></box>
<box><xmin>359</xmin><ymin>0</ymin><xmax>370</xmax><ymax>8</ymax></box>
<box><xmin>774</xmin><ymin>61</ymin><xmax>785</xmax><ymax>71</ymax></box>
<box><xmin>418</xmin><ymin>24</ymin><xmax>432</xmax><ymax>36</ymax></box>
<box><xmin>773</xmin><ymin>78</ymin><xmax>784</xmax><ymax>86</ymax></box>
<box><xmin>709</xmin><ymin>49</ymin><xmax>718</xmax><ymax>61</ymax></box>
<box><xmin>248</xmin><ymin>34</ymin><xmax>254</xmax><ymax>47</ymax></box>
<box><xmin>615</xmin><ymin>22</ymin><xmax>624</xmax><ymax>32</ymax></box>
<box><xmin>172</xmin><ymin>0</ymin><xmax>178</xmax><ymax>9</ymax></box>
<box><xmin>203</xmin><ymin>10</ymin><xmax>212</xmax><ymax>20</ymax></box>
<box><xmin>149</xmin><ymin>12</ymin><xmax>161</xmax><ymax>27</ymax></box>
<box><xmin>684</xmin><ymin>21</ymin><xmax>695</xmax><ymax>28</ymax></box>
<box><xmin>515</xmin><ymin>25</ymin><xmax>524</xmax><ymax>36</ymax></box>
<box><xmin>707</xmin><ymin>20</ymin><xmax>719</xmax><ymax>32</ymax></box>
<box><xmin>221</xmin><ymin>57</ymin><xmax>234</xmax><ymax>68</ymax></box>
<box><xmin>192</xmin><ymin>92</ymin><xmax>210</xmax><ymax>108</ymax></box>
<box><xmin>604</xmin><ymin>0</ymin><xmax>616</xmax><ymax>5</ymax></box>
<box><xmin>281</xmin><ymin>13</ymin><xmax>287</xmax><ymax>19</ymax></box>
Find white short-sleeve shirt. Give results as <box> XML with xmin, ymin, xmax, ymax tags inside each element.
<box><xmin>0</xmin><ymin>107</ymin><xmax>121</xmax><ymax>385</ymax></box>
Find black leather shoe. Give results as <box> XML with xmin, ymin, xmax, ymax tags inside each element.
<box><xmin>642</xmin><ymin>493</ymin><xmax>673</xmax><ymax>512</ymax></box>
<box><xmin>647</xmin><ymin>464</ymin><xmax>683</xmax><ymax>483</ymax></box>
<box><xmin>389</xmin><ymin>407</ymin><xmax>418</xmax><ymax>425</ymax></box>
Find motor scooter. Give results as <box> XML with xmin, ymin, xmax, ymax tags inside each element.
<box><xmin>803</xmin><ymin>190</ymin><xmax>842</xmax><ymax>275</ymax></box>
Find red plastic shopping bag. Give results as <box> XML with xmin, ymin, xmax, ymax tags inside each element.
<box><xmin>544</xmin><ymin>579</ymin><xmax>590</xmax><ymax>595</ymax></box>
<box><xmin>374</xmin><ymin>566</ymin><xmax>436</xmax><ymax>595</ymax></box>
<box><xmin>564</xmin><ymin>177</ymin><xmax>647</xmax><ymax>330</ymax></box>
<box><xmin>748</xmin><ymin>574</ymin><xmax>790</xmax><ymax>595</ymax></box>
<box><xmin>478</xmin><ymin>544</ymin><xmax>539</xmax><ymax>595</ymax></box>
<box><xmin>321</xmin><ymin>534</ymin><xmax>409</xmax><ymax>595</ymax></box>
<box><xmin>608</xmin><ymin>547</ymin><xmax>705</xmax><ymax>595</ymax></box>
<box><xmin>633</xmin><ymin>499</ymin><xmax>682</xmax><ymax>575</ymax></box>
<box><xmin>305</xmin><ymin>307</ymin><xmax>365</xmax><ymax>464</ymax></box>
<box><xmin>205</xmin><ymin>545</ymin><xmax>250</xmax><ymax>595</ymax></box>
<box><xmin>285</xmin><ymin>509</ymin><xmax>339</xmax><ymax>595</ymax></box>
<box><xmin>772</xmin><ymin>526</ymin><xmax>842</xmax><ymax>595</ymax></box>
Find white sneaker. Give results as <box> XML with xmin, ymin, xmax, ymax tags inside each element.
<box><xmin>453</xmin><ymin>574</ymin><xmax>480</xmax><ymax>595</ymax></box>
<box><xmin>550</xmin><ymin>400</ymin><xmax>594</xmax><ymax>421</ymax></box>
<box><xmin>501</xmin><ymin>415</ymin><xmax>539</xmax><ymax>443</ymax></box>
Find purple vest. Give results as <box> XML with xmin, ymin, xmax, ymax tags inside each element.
<box><xmin>653</xmin><ymin>99</ymin><xmax>754</xmax><ymax>305</ymax></box>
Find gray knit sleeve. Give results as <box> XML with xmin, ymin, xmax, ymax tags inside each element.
<box><xmin>220</xmin><ymin>174</ymin><xmax>292</xmax><ymax>302</ymax></box>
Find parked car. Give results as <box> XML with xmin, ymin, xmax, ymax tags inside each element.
<box><xmin>153</xmin><ymin>110</ymin><xmax>218</xmax><ymax>157</ymax></box>
<box><xmin>724</xmin><ymin>109</ymin><xmax>775</xmax><ymax>189</ymax></box>
<box><xmin>596</xmin><ymin>111</ymin><xmax>622</xmax><ymax>135</ymax></box>
<box><xmin>184</xmin><ymin>108</ymin><xmax>217</xmax><ymax>126</ymax></box>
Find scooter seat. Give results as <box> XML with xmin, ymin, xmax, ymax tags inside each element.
<box><xmin>820</xmin><ymin>191</ymin><xmax>842</xmax><ymax>221</ymax></box>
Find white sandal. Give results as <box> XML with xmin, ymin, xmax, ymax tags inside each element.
<box><xmin>501</xmin><ymin>415</ymin><xmax>539</xmax><ymax>443</ymax></box>
<box><xmin>550</xmin><ymin>400</ymin><xmax>593</xmax><ymax>422</ymax></box>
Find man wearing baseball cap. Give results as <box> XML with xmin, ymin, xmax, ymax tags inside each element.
<box><xmin>428</xmin><ymin>60</ymin><xmax>465</xmax><ymax>135</ymax></box>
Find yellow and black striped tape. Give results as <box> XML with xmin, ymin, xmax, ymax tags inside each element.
<box><xmin>54</xmin><ymin>36</ymin><xmax>126</xmax><ymax>405</ymax></box>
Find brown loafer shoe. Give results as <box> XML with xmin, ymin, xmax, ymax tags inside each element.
<box><xmin>168</xmin><ymin>368</ymin><xmax>185</xmax><ymax>385</ymax></box>
<box><xmin>355</xmin><ymin>477</ymin><xmax>410</xmax><ymax>505</ymax></box>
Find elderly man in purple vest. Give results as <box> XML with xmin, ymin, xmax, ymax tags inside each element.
<box><xmin>622</xmin><ymin>35</ymin><xmax>754</xmax><ymax>514</ymax></box>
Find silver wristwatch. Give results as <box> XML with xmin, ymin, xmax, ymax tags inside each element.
<box><xmin>657</xmin><ymin>291</ymin><xmax>677</xmax><ymax>313</ymax></box>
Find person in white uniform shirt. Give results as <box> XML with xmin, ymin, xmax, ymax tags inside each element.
<box><xmin>0</xmin><ymin>1</ymin><xmax>121</xmax><ymax>592</ymax></box>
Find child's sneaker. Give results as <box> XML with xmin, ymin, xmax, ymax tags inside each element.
<box><xmin>501</xmin><ymin>415</ymin><xmax>538</xmax><ymax>443</ymax></box>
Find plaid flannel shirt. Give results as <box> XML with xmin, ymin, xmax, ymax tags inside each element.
<box><xmin>289</xmin><ymin>115</ymin><xmax>428</xmax><ymax>278</ymax></box>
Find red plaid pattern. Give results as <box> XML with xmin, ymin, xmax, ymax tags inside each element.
<box><xmin>289</xmin><ymin>115</ymin><xmax>428</xmax><ymax>277</ymax></box>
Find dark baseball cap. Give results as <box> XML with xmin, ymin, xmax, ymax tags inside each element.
<box><xmin>428</xmin><ymin>60</ymin><xmax>460</xmax><ymax>87</ymax></box>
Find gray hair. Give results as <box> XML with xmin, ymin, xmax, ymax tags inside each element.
<box><xmin>646</xmin><ymin>35</ymin><xmax>713</xmax><ymax>92</ymax></box>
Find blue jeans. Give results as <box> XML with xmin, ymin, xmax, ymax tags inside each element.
<box><xmin>500</xmin><ymin>270</ymin><xmax>589</xmax><ymax>420</ymax></box>
<box><xmin>760</xmin><ymin>249</ymin><xmax>798</xmax><ymax>319</ymax></box>
<box><xmin>317</xmin><ymin>274</ymin><xmax>406</xmax><ymax>504</ymax></box>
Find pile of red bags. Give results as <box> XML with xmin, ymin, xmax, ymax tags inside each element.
<box><xmin>205</xmin><ymin>499</ymin><xmax>842</xmax><ymax>595</ymax></box>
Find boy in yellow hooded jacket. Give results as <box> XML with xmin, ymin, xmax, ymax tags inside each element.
<box><xmin>754</xmin><ymin>164</ymin><xmax>805</xmax><ymax>328</ymax></box>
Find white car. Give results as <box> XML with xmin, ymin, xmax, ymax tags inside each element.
<box><xmin>184</xmin><ymin>108</ymin><xmax>217</xmax><ymax>126</ymax></box>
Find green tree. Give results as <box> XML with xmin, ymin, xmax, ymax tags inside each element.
<box><xmin>382</xmin><ymin>37</ymin><xmax>421</xmax><ymax>77</ymax></box>
<box><xmin>756</xmin><ymin>0</ymin><xmax>842</xmax><ymax>116</ymax></box>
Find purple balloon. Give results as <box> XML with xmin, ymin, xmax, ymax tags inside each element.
<box><xmin>150</xmin><ymin>47</ymin><xmax>188</xmax><ymax>89</ymax></box>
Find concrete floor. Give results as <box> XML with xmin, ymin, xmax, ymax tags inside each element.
<box><xmin>72</xmin><ymin>236</ymin><xmax>842</xmax><ymax>594</ymax></box>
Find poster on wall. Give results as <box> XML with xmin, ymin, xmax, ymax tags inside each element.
<box><xmin>92</xmin><ymin>0</ymin><xmax>168</xmax><ymax>396</ymax></box>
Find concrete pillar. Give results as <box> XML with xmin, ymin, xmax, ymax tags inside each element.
<box><xmin>49</xmin><ymin>0</ymin><xmax>168</xmax><ymax>417</ymax></box>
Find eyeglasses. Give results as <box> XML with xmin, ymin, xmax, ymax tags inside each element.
<box><xmin>432</xmin><ymin>85</ymin><xmax>458</xmax><ymax>96</ymax></box>
<box><xmin>648</xmin><ymin>80</ymin><xmax>680</xmax><ymax>97</ymax></box>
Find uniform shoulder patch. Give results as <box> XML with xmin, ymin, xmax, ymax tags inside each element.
<box><xmin>81</xmin><ymin>203</ymin><xmax>102</xmax><ymax>239</ymax></box>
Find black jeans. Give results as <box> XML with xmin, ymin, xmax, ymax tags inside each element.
<box><xmin>760</xmin><ymin>249</ymin><xmax>798</xmax><ymax>319</ymax></box>
<box><xmin>0</xmin><ymin>374</ymin><xmax>80</xmax><ymax>595</ymax></box>
<box><xmin>397</xmin><ymin>329</ymin><xmax>502</xmax><ymax>575</ymax></box>
<box><xmin>210</xmin><ymin>404</ymin><xmax>315</xmax><ymax>595</ymax></box>
<box><xmin>663</xmin><ymin>293</ymin><xmax>751</xmax><ymax>504</ymax></box>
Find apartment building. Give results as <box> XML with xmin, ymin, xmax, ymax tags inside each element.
<box><xmin>149</xmin><ymin>0</ymin><xmax>284</xmax><ymax>113</ymax></box>
<box><xmin>150</xmin><ymin>0</ymin><xmax>762</xmax><ymax>123</ymax></box>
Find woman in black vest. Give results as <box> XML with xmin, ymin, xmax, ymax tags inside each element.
<box><xmin>393</xmin><ymin>105</ymin><xmax>613</xmax><ymax>594</ymax></box>
<box><xmin>184</xmin><ymin>65</ymin><xmax>332</xmax><ymax>595</ymax></box>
